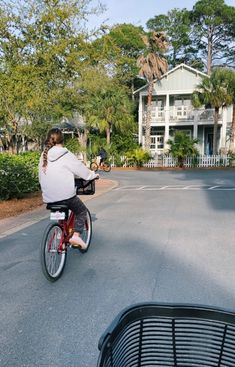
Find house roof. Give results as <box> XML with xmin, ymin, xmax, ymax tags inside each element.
<box><xmin>133</xmin><ymin>63</ymin><xmax>208</xmax><ymax>94</ymax></box>
<box><xmin>59</xmin><ymin>114</ymin><xmax>85</xmax><ymax>131</ymax></box>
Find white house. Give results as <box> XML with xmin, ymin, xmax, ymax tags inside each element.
<box><xmin>135</xmin><ymin>63</ymin><xmax>233</xmax><ymax>155</ymax></box>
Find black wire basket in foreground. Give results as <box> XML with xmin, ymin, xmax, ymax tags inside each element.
<box><xmin>97</xmin><ymin>302</ymin><xmax>235</xmax><ymax>367</ymax></box>
<box><xmin>75</xmin><ymin>178</ymin><xmax>95</xmax><ymax>195</ymax></box>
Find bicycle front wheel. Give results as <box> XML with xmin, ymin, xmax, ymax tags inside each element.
<box><xmin>40</xmin><ymin>223</ymin><xmax>67</xmax><ymax>281</ymax></box>
<box><xmin>90</xmin><ymin>162</ymin><xmax>98</xmax><ymax>172</ymax></box>
<box><xmin>80</xmin><ymin>210</ymin><xmax>92</xmax><ymax>253</ymax></box>
<box><xmin>103</xmin><ymin>162</ymin><xmax>111</xmax><ymax>172</ymax></box>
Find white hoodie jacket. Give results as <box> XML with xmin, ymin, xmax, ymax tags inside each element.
<box><xmin>39</xmin><ymin>146</ymin><xmax>97</xmax><ymax>203</ymax></box>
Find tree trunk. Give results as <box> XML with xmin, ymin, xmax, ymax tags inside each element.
<box><xmin>207</xmin><ymin>27</ymin><xmax>213</xmax><ymax>75</ymax></box>
<box><xmin>145</xmin><ymin>81</ymin><xmax>153</xmax><ymax>150</ymax></box>
<box><xmin>6</xmin><ymin>118</ymin><xmax>19</xmax><ymax>154</ymax></box>
<box><xmin>77</xmin><ymin>128</ymin><xmax>87</xmax><ymax>147</ymax></box>
<box><xmin>173</xmin><ymin>48</ymin><xmax>176</xmax><ymax>68</ymax></box>
<box><xmin>213</xmin><ymin>107</ymin><xmax>219</xmax><ymax>154</ymax></box>
<box><xmin>229</xmin><ymin>104</ymin><xmax>235</xmax><ymax>152</ymax></box>
<box><xmin>131</xmin><ymin>79</ymin><xmax>135</xmax><ymax>101</ymax></box>
<box><xmin>106</xmin><ymin>123</ymin><xmax>112</xmax><ymax>145</ymax></box>
<box><xmin>77</xmin><ymin>128</ymin><xmax>88</xmax><ymax>162</ymax></box>
<box><xmin>8</xmin><ymin>135</ymin><xmax>17</xmax><ymax>154</ymax></box>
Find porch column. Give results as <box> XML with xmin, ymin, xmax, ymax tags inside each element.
<box><xmin>164</xmin><ymin>93</ymin><xmax>170</xmax><ymax>150</ymax></box>
<box><xmin>138</xmin><ymin>94</ymin><xmax>143</xmax><ymax>145</ymax></box>
<box><xmin>193</xmin><ymin>110</ymin><xmax>198</xmax><ymax>139</ymax></box>
<box><xmin>220</xmin><ymin>107</ymin><xmax>227</xmax><ymax>151</ymax></box>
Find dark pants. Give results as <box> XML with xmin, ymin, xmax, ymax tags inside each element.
<box><xmin>53</xmin><ymin>195</ymin><xmax>87</xmax><ymax>233</ymax></box>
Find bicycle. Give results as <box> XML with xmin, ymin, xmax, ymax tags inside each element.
<box><xmin>97</xmin><ymin>302</ymin><xmax>235</xmax><ymax>366</ymax></box>
<box><xmin>90</xmin><ymin>157</ymin><xmax>111</xmax><ymax>172</ymax></box>
<box><xmin>40</xmin><ymin>178</ymin><xmax>95</xmax><ymax>282</ymax></box>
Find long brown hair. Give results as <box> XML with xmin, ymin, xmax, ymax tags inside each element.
<box><xmin>42</xmin><ymin>128</ymin><xmax>64</xmax><ymax>171</ymax></box>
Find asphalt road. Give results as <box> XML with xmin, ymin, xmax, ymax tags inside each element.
<box><xmin>1</xmin><ymin>169</ymin><xmax>235</xmax><ymax>366</ymax></box>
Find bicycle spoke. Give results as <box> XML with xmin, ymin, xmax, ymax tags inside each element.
<box><xmin>80</xmin><ymin>210</ymin><xmax>92</xmax><ymax>253</ymax></box>
<box><xmin>42</xmin><ymin>224</ymin><xmax>66</xmax><ymax>280</ymax></box>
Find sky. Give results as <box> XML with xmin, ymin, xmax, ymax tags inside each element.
<box><xmin>88</xmin><ymin>0</ymin><xmax>235</xmax><ymax>29</ymax></box>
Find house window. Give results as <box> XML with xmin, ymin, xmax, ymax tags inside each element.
<box><xmin>181</xmin><ymin>129</ymin><xmax>192</xmax><ymax>138</ymax></box>
<box><xmin>150</xmin><ymin>133</ymin><xmax>164</xmax><ymax>150</ymax></box>
<box><xmin>169</xmin><ymin>95</ymin><xmax>192</xmax><ymax>121</ymax></box>
<box><xmin>174</xmin><ymin>129</ymin><xmax>192</xmax><ymax>138</ymax></box>
<box><xmin>170</xmin><ymin>129</ymin><xmax>192</xmax><ymax>138</ymax></box>
<box><xmin>173</xmin><ymin>96</ymin><xmax>192</xmax><ymax>107</ymax></box>
<box><xmin>157</xmin><ymin>136</ymin><xmax>164</xmax><ymax>149</ymax></box>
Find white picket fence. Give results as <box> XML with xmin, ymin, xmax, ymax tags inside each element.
<box><xmin>112</xmin><ymin>155</ymin><xmax>230</xmax><ymax>168</ymax></box>
<box><xmin>161</xmin><ymin>155</ymin><xmax>229</xmax><ymax>168</ymax></box>
<box><xmin>143</xmin><ymin>159</ymin><xmax>159</xmax><ymax>168</ymax></box>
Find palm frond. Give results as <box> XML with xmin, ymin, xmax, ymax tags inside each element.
<box><xmin>136</xmin><ymin>55</ymin><xmax>146</xmax><ymax>68</ymax></box>
<box><xmin>141</xmin><ymin>35</ymin><xmax>149</xmax><ymax>48</ymax></box>
<box><xmin>150</xmin><ymin>32</ymin><xmax>168</xmax><ymax>52</ymax></box>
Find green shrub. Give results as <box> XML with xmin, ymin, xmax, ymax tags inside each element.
<box><xmin>0</xmin><ymin>152</ymin><xmax>40</xmax><ymax>200</ymax></box>
<box><xmin>126</xmin><ymin>148</ymin><xmax>152</xmax><ymax>167</ymax></box>
<box><xmin>64</xmin><ymin>137</ymin><xmax>82</xmax><ymax>154</ymax></box>
<box><xmin>167</xmin><ymin>131</ymin><xmax>199</xmax><ymax>167</ymax></box>
<box><xmin>110</xmin><ymin>153</ymin><xmax>124</xmax><ymax>167</ymax></box>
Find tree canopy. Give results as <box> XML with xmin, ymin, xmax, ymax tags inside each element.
<box><xmin>193</xmin><ymin>68</ymin><xmax>233</xmax><ymax>153</ymax></box>
<box><xmin>146</xmin><ymin>8</ymin><xmax>201</xmax><ymax>69</ymax></box>
<box><xmin>0</xmin><ymin>0</ymin><xmax>234</xmax><ymax>154</ymax></box>
<box><xmin>190</xmin><ymin>0</ymin><xmax>235</xmax><ymax>74</ymax></box>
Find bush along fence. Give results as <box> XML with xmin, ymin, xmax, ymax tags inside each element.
<box><xmin>111</xmin><ymin>155</ymin><xmax>231</xmax><ymax>168</ymax></box>
<box><xmin>0</xmin><ymin>152</ymin><xmax>40</xmax><ymax>200</ymax></box>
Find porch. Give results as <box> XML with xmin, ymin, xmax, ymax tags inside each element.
<box><xmin>142</xmin><ymin>124</ymin><xmax>223</xmax><ymax>156</ymax></box>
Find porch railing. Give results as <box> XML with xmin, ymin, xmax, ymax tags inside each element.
<box><xmin>142</xmin><ymin>107</ymin><xmax>222</xmax><ymax>123</ymax></box>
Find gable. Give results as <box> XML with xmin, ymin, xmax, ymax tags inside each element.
<box><xmin>154</xmin><ymin>67</ymin><xmax>203</xmax><ymax>93</ymax></box>
<box><xmin>136</xmin><ymin>64</ymin><xmax>207</xmax><ymax>95</ymax></box>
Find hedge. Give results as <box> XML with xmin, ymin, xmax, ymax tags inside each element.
<box><xmin>0</xmin><ymin>152</ymin><xmax>41</xmax><ymax>200</ymax></box>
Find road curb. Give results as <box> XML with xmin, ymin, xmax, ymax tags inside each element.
<box><xmin>0</xmin><ymin>179</ymin><xmax>118</xmax><ymax>239</ymax></box>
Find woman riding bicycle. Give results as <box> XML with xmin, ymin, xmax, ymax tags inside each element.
<box><xmin>39</xmin><ymin>128</ymin><xmax>99</xmax><ymax>251</ymax></box>
<box><xmin>97</xmin><ymin>147</ymin><xmax>107</xmax><ymax>166</ymax></box>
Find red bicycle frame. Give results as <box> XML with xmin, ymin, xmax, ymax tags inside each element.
<box><xmin>47</xmin><ymin>211</ymin><xmax>75</xmax><ymax>253</ymax></box>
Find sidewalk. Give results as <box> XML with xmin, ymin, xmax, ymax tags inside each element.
<box><xmin>0</xmin><ymin>179</ymin><xmax>118</xmax><ymax>239</ymax></box>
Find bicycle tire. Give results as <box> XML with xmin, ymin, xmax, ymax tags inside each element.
<box><xmin>40</xmin><ymin>223</ymin><xmax>67</xmax><ymax>282</ymax></box>
<box><xmin>103</xmin><ymin>162</ymin><xmax>111</xmax><ymax>172</ymax></box>
<box><xmin>80</xmin><ymin>209</ymin><xmax>92</xmax><ymax>253</ymax></box>
<box><xmin>90</xmin><ymin>162</ymin><xmax>98</xmax><ymax>172</ymax></box>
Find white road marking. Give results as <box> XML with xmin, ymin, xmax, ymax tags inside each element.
<box><xmin>115</xmin><ymin>185</ymin><xmax>235</xmax><ymax>191</ymax></box>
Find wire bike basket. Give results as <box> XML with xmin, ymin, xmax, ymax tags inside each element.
<box><xmin>75</xmin><ymin>178</ymin><xmax>96</xmax><ymax>195</ymax></box>
<box><xmin>97</xmin><ymin>302</ymin><xmax>235</xmax><ymax>367</ymax></box>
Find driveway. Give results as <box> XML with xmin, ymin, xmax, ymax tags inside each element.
<box><xmin>1</xmin><ymin>169</ymin><xmax>235</xmax><ymax>366</ymax></box>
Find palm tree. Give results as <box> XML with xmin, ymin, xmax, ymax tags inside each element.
<box><xmin>79</xmin><ymin>67</ymin><xmax>134</xmax><ymax>145</ymax></box>
<box><xmin>226</xmin><ymin>70</ymin><xmax>235</xmax><ymax>152</ymax></box>
<box><xmin>137</xmin><ymin>32</ymin><xmax>168</xmax><ymax>150</ymax></box>
<box><xmin>193</xmin><ymin>68</ymin><xmax>233</xmax><ymax>154</ymax></box>
<box><xmin>85</xmin><ymin>85</ymin><xmax>134</xmax><ymax>145</ymax></box>
<box><xmin>167</xmin><ymin>131</ymin><xmax>199</xmax><ymax>167</ymax></box>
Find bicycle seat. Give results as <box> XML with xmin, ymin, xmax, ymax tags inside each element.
<box><xmin>46</xmin><ymin>204</ymin><xmax>69</xmax><ymax>212</ymax></box>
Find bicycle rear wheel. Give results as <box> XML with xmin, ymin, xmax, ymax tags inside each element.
<box><xmin>80</xmin><ymin>209</ymin><xmax>92</xmax><ymax>253</ymax></box>
<box><xmin>40</xmin><ymin>223</ymin><xmax>67</xmax><ymax>281</ymax></box>
<box><xmin>103</xmin><ymin>162</ymin><xmax>111</xmax><ymax>172</ymax></box>
<box><xmin>90</xmin><ymin>162</ymin><xmax>98</xmax><ymax>171</ymax></box>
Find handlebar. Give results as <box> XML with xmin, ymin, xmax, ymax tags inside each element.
<box><xmin>75</xmin><ymin>178</ymin><xmax>96</xmax><ymax>195</ymax></box>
